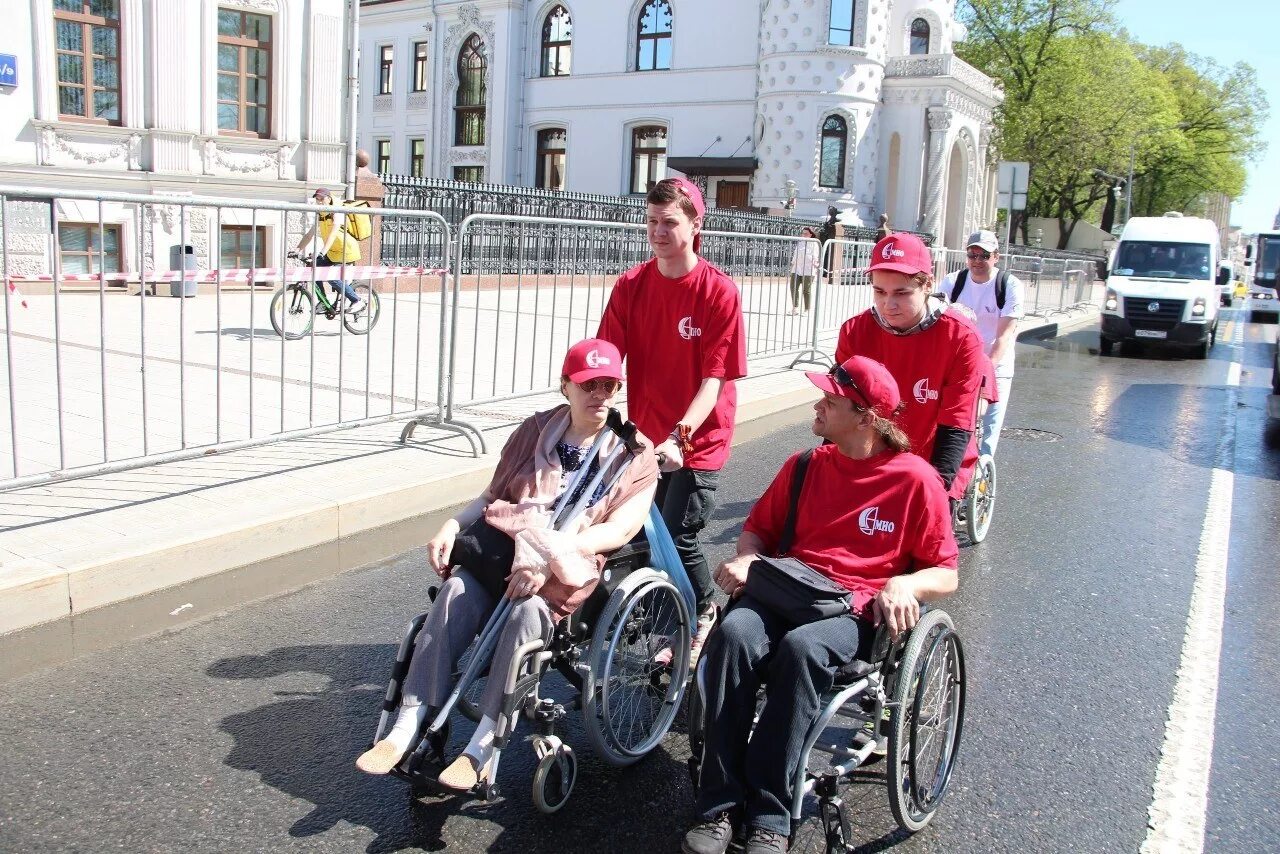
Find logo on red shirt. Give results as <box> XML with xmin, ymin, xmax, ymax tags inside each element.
<box><xmin>677</xmin><ymin>316</ymin><xmax>702</xmax><ymax>340</ymax></box>
<box><xmin>912</xmin><ymin>378</ymin><xmax>939</xmax><ymax>404</ymax></box>
<box><xmin>858</xmin><ymin>505</ymin><xmax>896</xmax><ymax>536</ymax></box>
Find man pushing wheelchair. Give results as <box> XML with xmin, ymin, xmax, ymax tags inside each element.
<box><xmin>684</xmin><ymin>355</ymin><xmax>960</xmax><ymax>854</ymax></box>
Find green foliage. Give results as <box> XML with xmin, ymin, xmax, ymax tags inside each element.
<box><xmin>958</xmin><ymin>0</ymin><xmax>1268</xmax><ymax>247</ymax></box>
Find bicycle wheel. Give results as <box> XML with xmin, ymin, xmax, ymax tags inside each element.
<box><xmin>342</xmin><ymin>283</ymin><xmax>381</xmax><ymax>335</ymax></box>
<box><xmin>270</xmin><ymin>285</ymin><xmax>315</xmax><ymax>339</ymax></box>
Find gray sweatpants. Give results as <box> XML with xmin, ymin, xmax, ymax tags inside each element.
<box><xmin>400</xmin><ymin>568</ymin><xmax>554</xmax><ymax>719</ymax></box>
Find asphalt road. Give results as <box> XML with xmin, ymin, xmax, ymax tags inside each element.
<box><xmin>1</xmin><ymin>308</ymin><xmax>1277</xmax><ymax>853</ymax></box>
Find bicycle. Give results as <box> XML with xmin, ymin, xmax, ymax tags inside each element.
<box><xmin>270</xmin><ymin>251</ymin><xmax>382</xmax><ymax>339</ymax></box>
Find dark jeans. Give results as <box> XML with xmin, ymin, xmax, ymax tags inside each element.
<box><xmin>696</xmin><ymin>596</ymin><xmax>872</xmax><ymax>836</ymax></box>
<box><xmin>315</xmin><ymin>255</ymin><xmax>360</xmax><ymax>303</ymax></box>
<box><xmin>655</xmin><ymin>467</ymin><xmax>719</xmax><ymax>612</ymax></box>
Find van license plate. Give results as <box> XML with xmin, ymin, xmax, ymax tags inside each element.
<box><xmin>1134</xmin><ymin>329</ymin><xmax>1167</xmax><ymax>339</ymax></box>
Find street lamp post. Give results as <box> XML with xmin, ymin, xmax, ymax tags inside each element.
<box><xmin>1124</xmin><ymin>122</ymin><xmax>1190</xmax><ymax>225</ymax></box>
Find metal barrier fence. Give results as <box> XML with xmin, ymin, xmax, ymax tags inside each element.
<box><xmin>0</xmin><ymin>191</ymin><xmax>1105</xmax><ymax>490</ymax></box>
<box><xmin>438</xmin><ymin>214</ymin><xmax>823</xmax><ymax>418</ymax></box>
<box><xmin>0</xmin><ymin>185</ymin><xmax>465</xmax><ymax>489</ymax></box>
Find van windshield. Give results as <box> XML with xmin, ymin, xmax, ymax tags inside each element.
<box><xmin>1113</xmin><ymin>240</ymin><xmax>1211</xmax><ymax>279</ymax></box>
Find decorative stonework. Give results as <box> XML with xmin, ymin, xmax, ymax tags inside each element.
<box><xmin>884</xmin><ymin>54</ymin><xmax>1002</xmax><ymax>104</ymax></box>
<box><xmin>0</xmin><ymin>201</ymin><xmax>55</xmax><ymax>278</ymax></box>
<box><xmin>220</xmin><ymin>0</ymin><xmax>279</xmax><ymax>10</ymax></box>
<box><xmin>34</xmin><ymin>124</ymin><xmax>142</xmax><ymax>169</ymax></box>
<box><xmin>440</xmin><ymin>4</ymin><xmax>496</xmax><ymax>175</ymax></box>
<box><xmin>920</xmin><ymin>108</ymin><xmax>955</xmax><ymax>234</ymax></box>
<box><xmin>373</xmin><ymin>95</ymin><xmax>394</xmax><ymax>113</ymax></box>
<box><xmin>446</xmin><ymin>148</ymin><xmax>487</xmax><ymax>164</ymax></box>
<box><xmin>199</xmin><ymin>138</ymin><xmax>296</xmax><ymax>179</ymax></box>
<box><xmin>407</xmin><ymin>93</ymin><xmax>431</xmax><ymax>111</ymax></box>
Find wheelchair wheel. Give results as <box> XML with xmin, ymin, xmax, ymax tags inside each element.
<box><xmin>583</xmin><ymin>569</ymin><xmax>691</xmax><ymax>767</ymax></box>
<box><xmin>532</xmin><ymin>740</ymin><xmax>577</xmax><ymax>814</ymax></box>
<box><xmin>886</xmin><ymin>610</ymin><xmax>965</xmax><ymax>833</ymax></box>
<box><xmin>965</xmin><ymin>454</ymin><xmax>997</xmax><ymax>544</ymax></box>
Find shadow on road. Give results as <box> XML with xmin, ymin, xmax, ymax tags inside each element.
<box><xmin>208</xmin><ymin>642</ymin><xmax>452</xmax><ymax>853</ymax></box>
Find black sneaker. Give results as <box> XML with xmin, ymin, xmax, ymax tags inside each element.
<box><xmin>744</xmin><ymin>827</ymin><xmax>789</xmax><ymax>854</ymax></box>
<box><xmin>682</xmin><ymin>812</ymin><xmax>736</xmax><ymax>854</ymax></box>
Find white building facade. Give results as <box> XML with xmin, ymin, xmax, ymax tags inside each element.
<box><xmin>358</xmin><ymin>0</ymin><xmax>1002</xmax><ymax>240</ymax></box>
<box><xmin>0</xmin><ymin>0</ymin><xmax>351</xmax><ymax>279</ymax></box>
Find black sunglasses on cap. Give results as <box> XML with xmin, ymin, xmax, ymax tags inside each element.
<box><xmin>827</xmin><ymin>364</ymin><xmax>872</xmax><ymax>410</ymax></box>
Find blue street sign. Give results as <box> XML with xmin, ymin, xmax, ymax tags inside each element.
<box><xmin>0</xmin><ymin>54</ymin><xmax>16</xmax><ymax>88</ymax></box>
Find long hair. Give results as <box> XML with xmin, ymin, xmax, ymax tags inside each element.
<box><xmin>871</xmin><ymin>410</ymin><xmax>911</xmax><ymax>453</ymax></box>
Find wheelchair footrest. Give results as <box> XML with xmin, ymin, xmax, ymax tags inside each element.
<box><xmin>832</xmin><ymin>659</ymin><xmax>876</xmax><ymax>685</ymax></box>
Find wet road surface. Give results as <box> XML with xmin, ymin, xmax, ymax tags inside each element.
<box><xmin>1</xmin><ymin>309</ymin><xmax>1277</xmax><ymax>853</ymax></box>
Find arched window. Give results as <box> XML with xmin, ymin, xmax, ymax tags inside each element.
<box><xmin>630</xmin><ymin>125</ymin><xmax>667</xmax><ymax>193</ymax></box>
<box><xmin>828</xmin><ymin>0</ymin><xmax>855</xmax><ymax>46</ymax></box>
<box><xmin>910</xmin><ymin>17</ymin><xmax>930</xmax><ymax>54</ymax></box>
<box><xmin>636</xmin><ymin>0</ymin><xmax>672</xmax><ymax>71</ymax></box>
<box><xmin>819</xmin><ymin>115</ymin><xmax>847</xmax><ymax>189</ymax></box>
<box><xmin>454</xmin><ymin>34</ymin><xmax>486</xmax><ymax>146</ymax></box>
<box><xmin>541</xmin><ymin>6</ymin><xmax>572</xmax><ymax>77</ymax></box>
<box><xmin>536</xmin><ymin>128</ymin><xmax>567</xmax><ymax>190</ymax></box>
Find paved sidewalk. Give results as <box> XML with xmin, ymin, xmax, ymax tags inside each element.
<box><xmin>0</xmin><ymin>308</ymin><xmax>1099</xmax><ymax>638</ymax></box>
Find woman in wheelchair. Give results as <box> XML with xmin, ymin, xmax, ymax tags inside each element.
<box><xmin>683</xmin><ymin>355</ymin><xmax>958</xmax><ymax>854</ymax></box>
<box><xmin>356</xmin><ymin>338</ymin><xmax>658</xmax><ymax>790</ymax></box>
<box><xmin>834</xmin><ymin>232</ymin><xmax>984</xmax><ymax>494</ymax></box>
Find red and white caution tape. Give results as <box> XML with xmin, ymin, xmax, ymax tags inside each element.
<box><xmin>7</xmin><ymin>264</ymin><xmax>446</xmax><ymax>286</ymax></box>
<box><xmin>5</xmin><ymin>278</ymin><xmax>26</xmax><ymax>309</ymax></box>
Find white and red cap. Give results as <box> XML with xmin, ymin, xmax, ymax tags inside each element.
<box><xmin>562</xmin><ymin>338</ymin><xmax>623</xmax><ymax>383</ymax></box>
<box><xmin>868</xmin><ymin>232</ymin><xmax>932</xmax><ymax>277</ymax></box>
<box><xmin>806</xmin><ymin>355</ymin><xmax>902</xmax><ymax>417</ymax></box>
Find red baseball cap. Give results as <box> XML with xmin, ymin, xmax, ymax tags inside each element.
<box><xmin>868</xmin><ymin>232</ymin><xmax>932</xmax><ymax>277</ymax></box>
<box><xmin>806</xmin><ymin>355</ymin><xmax>901</xmax><ymax>417</ymax></box>
<box><xmin>562</xmin><ymin>338</ymin><xmax>623</xmax><ymax>383</ymax></box>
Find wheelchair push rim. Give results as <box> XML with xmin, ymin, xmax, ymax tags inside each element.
<box><xmin>965</xmin><ymin>454</ymin><xmax>997</xmax><ymax>544</ymax></box>
<box><xmin>887</xmin><ymin>610</ymin><xmax>966</xmax><ymax>833</ymax></box>
<box><xmin>583</xmin><ymin>570</ymin><xmax>691</xmax><ymax>766</ymax></box>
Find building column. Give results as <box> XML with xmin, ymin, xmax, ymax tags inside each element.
<box><xmin>919</xmin><ymin>107</ymin><xmax>953</xmax><ymax>239</ymax></box>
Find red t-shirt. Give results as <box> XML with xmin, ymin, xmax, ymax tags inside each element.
<box><xmin>597</xmin><ymin>258</ymin><xmax>748</xmax><ymax>470</ymax></box>
<box><xmin>744</xmin><ymin>444</ymin><xmax>958</xmax><ymax>617</ymax></box>
<box><xmin>835</xmin><ymin>310</ymin><xmax>984</xmax><ymax>464</ymax></box>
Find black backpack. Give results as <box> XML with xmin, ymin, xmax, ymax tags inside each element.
<box><xmin>950</xmin><ymin>268</ymin><xmax>1009</xmax><ymax>310</ymax></box>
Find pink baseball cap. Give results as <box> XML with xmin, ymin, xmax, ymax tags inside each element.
<box><xmin>868</xmin><ymin>232</ymin><xmax>932</xmax><ymax>277</ymax></box>
<box><xmin>562</xmin><ymin>339</ymin><xmax>623</xmax><ymax>383</ymax></box>
<box><xmin>807</xmin><ymin>355</ymin><xmax>902</xmax><ymax>417</ymax></box>
<box><xmin>654</xmin><ymin>177</ymin><xmax>706</xmax><ymax>253</ymax></box>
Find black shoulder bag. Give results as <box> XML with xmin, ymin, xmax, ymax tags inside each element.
<box><xmin>743</xmin><ymin>449</ymin><xmax>854</xmax><ymax>625</ymax></box>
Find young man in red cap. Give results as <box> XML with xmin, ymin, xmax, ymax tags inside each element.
<box><xmin>684</xmin><ymin>355</ymin><xmax>958</xmax><ymax>854</ymax></box>
<box><xmin>834</xmin><ymin>232</ymin><xmax>983</xmax><ymax>491</ymax></box>
<box><xmin>597</xmin><ymin>176</ymin><xmax>748</xmax><ymax>664</ymax></box>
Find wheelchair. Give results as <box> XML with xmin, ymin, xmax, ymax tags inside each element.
<box><xmin>370</xmin><ymin>411</ymin><xmax>694</xmax><ymax>813</ymax></box>
<box><xmin>686</xmin><ymin>606</ymin><xmax>966</xmax><ymax>852</ymax></box>
<box><xmin>951</xmin><ymin>383</ymin><xmax>998</xmax><ymax>545</ymax></box>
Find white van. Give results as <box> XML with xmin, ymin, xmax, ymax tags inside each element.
<box><xmin>1217</xmin><ymin>260</ymin><xmax>1235</xmax><ymax>306</ymax></box>
<box><xmin>1101</xmin><ymin>213</ymin><xmax>1220</xmax><ymax>358</ymax></box>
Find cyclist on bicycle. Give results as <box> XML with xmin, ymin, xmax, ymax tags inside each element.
<box><xmin>295</xmin><ymin>187</ymin><xmax>365</xmax><ymax>314</ymax></box>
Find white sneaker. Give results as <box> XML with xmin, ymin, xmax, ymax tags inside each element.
<box><xmin>344</xmin><ymin>297</ymin><xmax>365</xmax><ymax>315</ymax></box>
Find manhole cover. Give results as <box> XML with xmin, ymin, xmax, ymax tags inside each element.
<box><xmin>1003</xmin><ymin>427</ymin><xmax>1061</xmax><ymax>442</ymax></box>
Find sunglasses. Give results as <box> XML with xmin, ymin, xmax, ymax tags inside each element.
<box><xmin>827</xmin><ymin>364</ymin><xmax>871</xmax><ymax>410</ymax></box>
<box><xmin>966</xmin><ymin>251</ymin><xmax>992</xmax><ymax>261</ymax></box>
<box><xmin>578</xmin><ymin>378</ymin><xmax>622</xmax><ymax>395</ymax></box>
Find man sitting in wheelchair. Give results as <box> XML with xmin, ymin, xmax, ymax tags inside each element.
<box><xmin>684</xmin><ymin>355</ymin><xmax>959</xmax><ymax>854</ymax></box>
<box><xmin>356</xmin><ymin>338</ymin><xmax>658</xmax><ymax>791</ymax></box>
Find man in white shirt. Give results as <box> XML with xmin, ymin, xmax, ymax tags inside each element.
<box><xmin>938</xmin><ymin>230</ymin><xmax>1025</xmax><ymax>458</ymax></box>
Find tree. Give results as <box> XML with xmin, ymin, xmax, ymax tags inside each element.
<box><xmin>957</xmin><ymin>0</ymin><xmax>1266</xmax><ymax>247</ymax></box>
<box><xmin>959</xmin><ymin>1</ymin><xmax>1175</xmax><ymax>246</ymax></box>
<box><xmin>1128</xmin><ymin>45</ymin><xmax>1267</xmax><ymax>218</ymax></box>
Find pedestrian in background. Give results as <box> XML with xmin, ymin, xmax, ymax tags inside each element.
<box><xmin>937</xmin><ymin>230</ymin><xmax>1025</xmax><ymax>459</ymax></box>
<box><xmin>817</xmin><ymin>206</ymin><xmax>839</xmax><ymax>284</ymax></box>
<box><xmin>789</xmin><ymin>226</ymin><xmax>819</xmax><ymax>315</ymax></box>
<box><xmin>597</xmin><ymin>177</ymin><xmax>748</xmax><ymax>667</ymax></box>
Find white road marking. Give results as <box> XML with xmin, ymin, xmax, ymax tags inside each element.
<box><xmin>1140</xmin><ymin>313</ymin><xmax>1243</xmax><ymax>853</ymax></box>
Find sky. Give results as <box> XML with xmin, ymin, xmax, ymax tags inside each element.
<box><xmin>1111</xmin><ymin>0</ymin><xmax>1279</xmax><ymax>232</ymax></box>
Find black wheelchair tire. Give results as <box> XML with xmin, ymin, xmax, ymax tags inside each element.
<box><xmin>886</xmin><ymin>610</ymin><xmax>965</xmax><ymax>833</ymax></box>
